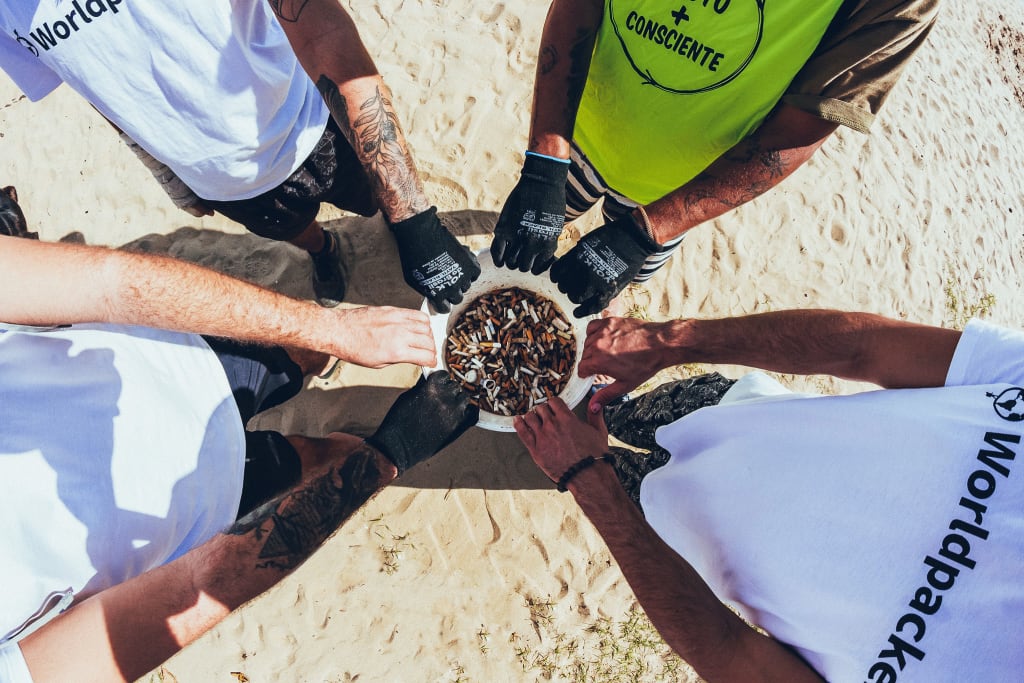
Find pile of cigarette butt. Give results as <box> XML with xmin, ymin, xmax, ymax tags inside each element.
<box><xmin>443</xmin><ymin>287</ymin><xmax>576</xmax><ymax>416</ymax></box>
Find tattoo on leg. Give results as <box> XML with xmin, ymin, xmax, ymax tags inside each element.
<box><xmin>225</xmin><ymin>445</ymin><xmax>384</xmax><ymax>572</ymax></box>
<box><xmin>316</xmin><ymin>76</ymin><xmax>427</xmax><ymax>221</ymax></box>
<box><xmin>269</xmin><ymin>0</ymin><xmax>310</xmax><ymax>23</ymax></box>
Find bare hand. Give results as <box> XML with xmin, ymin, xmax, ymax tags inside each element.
<box><xmin>331</xmin><ymin>305</ymin><xmax>436</xmax><ymax>368</ymax></box>
<box><xmin>579</xmin><ymin>317</ymin><xmax>673</xmax><ymax>412</ymax></box>
<box><xmin>513</xmin><ymin>398</ymin><xmax>609</xmax><ymax>484</ymax></box>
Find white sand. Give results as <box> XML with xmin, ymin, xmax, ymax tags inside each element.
<box><xmin>1</xmin><ymin>0</ymin><xmax>1023</xmax><ymax>680</ymax></box>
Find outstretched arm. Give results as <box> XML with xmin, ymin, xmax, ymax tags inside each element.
<box><xmin>0</xmin><ymin>236</ymin><xmax>436</xmax><ymax>368</ymax></box>
<box><xmin>514</xmin><ymin>400</ymin><xmax>824</xmax><ymax>683</ymax></box>
<box><xmin>582</xmin><ymin>310</ymin><xmax>962</xmax><ymax>408</ymax></box>
<box><xmin>642</xmin><ymin>104</ymin><xmax>838</xmax><ymax>244</ymax></box>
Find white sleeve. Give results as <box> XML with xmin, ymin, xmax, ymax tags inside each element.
<box><xmin>0</xmin><ymin>30</ymin><xmax>62</xmax><ymax>101</ymax></box>
<box><xmin>0</xmin><ymin>643</ymin><xmax>33</xmax><ymax>683</ymax></box>
<box><xmin>945</xmin><ymin>319</ymin><xmax>1024</xmax><ymax>387</ymax></box>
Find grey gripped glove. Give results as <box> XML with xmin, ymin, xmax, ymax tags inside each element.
<box><xmin>365</xmin><ymin>371</ymin><xmax>479</xmax><ymax>475</ymax></box>
<box><xmin>390</xmin><ymin>206</ymin><xmax>481</xmax><ymax>313</ymax></box>
<box><xmin>118</xmin><ymin>132</ymin><xmax>209</xmax><ymax>217</ymax></box>
<box><xmin>490</xmin><ymin>152</ymin><xmax>571</xmax><ymax>274</ymax></box>
<box><xmin>550</xmin><ymin>214</ymin><xmax>661</xmax><ymax>318</ymax></box>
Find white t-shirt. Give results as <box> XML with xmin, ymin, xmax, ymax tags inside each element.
<box><xmin>0</xmin><ymin>0</ymin><xmax>329</xmax><ymax>201</ymax></box>
<box><xmin>642</xmin><ymin>319</ymin><xmax>1024</xmax><ymax>682</ymax></box>
<box><xmin>0</xmin><ymin>323</ymin><xmax>245</xmax><ymax>669</ymax></box>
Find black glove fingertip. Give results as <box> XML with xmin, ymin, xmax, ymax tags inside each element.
<box><xmin>432</xmin><ymin>299</ymin><xmax>451</xmax><ymax>314</ymax></box>
<box><xmin>491</xmin><ymin>239</ymin><xmax>507</xmax><ymax>267</ymax></box>
<box><xmin>530</xmin><ymin>256</ymin><xmax>553</xmax><ymax>276</ymax></box>
<box><xmin>573</xmin><ymin>302</ymin><xmax>595</xmax><ymax>318</ymax></box>
<box><xmin>549</xmin><ymin>258</ymin><xmax>566</xmax><ymax>283</ymax></box>
<box><xmin>504</xmin><ymin>244</ymin><xmax>523</xmax><ymax>271</ymax></box>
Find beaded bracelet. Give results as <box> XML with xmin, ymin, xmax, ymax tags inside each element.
<box><xmin>556</xmin><ymin>453</ymin><xmax>615</xmax><ymax>492</ymax></box>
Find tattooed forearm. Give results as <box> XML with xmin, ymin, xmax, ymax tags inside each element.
<box><xmin>317</xmin><ymin>76</ymin><xmax>428</xmax><ymax>222</ymax></box>
<box><xmin>723</xmin><ymin>133</ymin><xmax>786</xmax><ymax>179</ymax></box>
<box><xmin>680</xmin><ymin>137</ymin><xmax>800</xmax><ymax>215</ymax></box>
<box><xmin>226</xmin><ymin>444</ymin><xmax>385</xmax><ymax>572</ymax></box>
<box><xmin>269</xmin><ymin>0</ymin><xmax>309</xmax><ymax>23</ymax></box>
<box><xmin>682</xmin><ymin>174</ymin><xmax>746</xmax><ymax>213</ymax></box>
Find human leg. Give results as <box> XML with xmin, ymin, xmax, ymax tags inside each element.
<box><xmin>203</xmin><ymin>118</ymin><xmax>376</xmax><ymax>307</ymax></box>
<box><xmin>205</xmin><ymin>336</ymin><xmax>307</xmax><ymax>422</ymax></box>
<box><xmin>564</xmin><ymin>141</ymin><xmax>613</xmax><ymax>221</ymax></box>
<box><xmin>205</xmin><ymin>336</ymin><xmax>354</xmax><ymax>514</ymax></box>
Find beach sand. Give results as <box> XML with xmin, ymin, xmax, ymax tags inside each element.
<box><xmin>1</xmin><ymin>0</ymin><xmax>1023</xmax><ymax>680</ymax></box>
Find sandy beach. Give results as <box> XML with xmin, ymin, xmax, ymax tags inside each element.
<box><xmin>2</xmin><ymin>0</ymin><xmax>1023</xmax><ymax>681</ymax></box>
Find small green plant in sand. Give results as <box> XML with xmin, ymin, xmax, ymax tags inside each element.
<box><xmin>447</xmin><ymin>662</ymin><xmax>469</xmax><ymax>683</ymax></box>
<box><xmin>508</xmin><ymin>595</ymin><xmax>687</xmax><ymax>682</ymax></box>
<box><xmin>943</xmin><ymin>273</ymin><xmax>996</xmax><ymax>330</ymax></box>
<box><xmin>368</xmin><ymin>515</ymin><xmax>415</xmax><ymax>575</ymax></box>
<box><xmin>623</xmin><ymin>283</ymin><xmax>654</xmax><ymax>321</ymax></box>
<box><xmin>477</xmin><ymin>625</ymin><xmax>492</xmax><ymax>654</ymax></box>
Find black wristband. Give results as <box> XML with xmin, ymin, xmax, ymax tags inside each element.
<box><xmin>556</xmin><ymin>453</ymin><xmax>615</xmax><ymax>492</ymax></box>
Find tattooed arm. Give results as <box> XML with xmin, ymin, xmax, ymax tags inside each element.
<box><xmin>13</xmin><ymin>368</ymin><xmax>476</xmax><ymax>682</ymax></box>
<box><xmin>528</xmin><ymin>0</ymin><xmax>604</xmax><ymax>159</ymax></box>
<box><xmin>642</xmin><ymin>104</ymin><xmax>839</xmax><ymax>244</ymax></box>
<box><xmin>16</xmin><ymin>443</ymin><xmax>398</xmax><ymax>683</ymax></box>
<box><xmin>268</xmin><ymin>0</ymin><xmax>428</xmax><ymax>222</ymax></box>
<box><xmin>267</xmin><ymin>0</ymin><xmax>480</xmax><ymax>311</ymax></box>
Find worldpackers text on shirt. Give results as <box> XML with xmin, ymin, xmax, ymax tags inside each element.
<box><xmin>15</xmin><ymin>0</ymin><xmax>123</xmax><ymax>57</ymax></box>
<box><xmin>865</xmin><ymin>430</ymin><xmax>1019</xmax><ymax>682</ymax></box>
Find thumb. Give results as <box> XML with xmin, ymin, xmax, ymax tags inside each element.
<box><xmin>585</xmin><ymin>398</ymin><xmax>609</xmax><ymax>438</ymax></box>
<box><xmin>588</xmin><ymin>380</ymin><xmax>631</xmax><ymax>414</ymax></box>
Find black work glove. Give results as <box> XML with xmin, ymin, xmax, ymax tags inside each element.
<box><xmin>549</xmin><ymin>215</ymin><xmax>660</xmax><ymax>318</ymax></box>
<box><xmin>491</xmin><ymin>153</ymin><xmax>570</xmax><ymax>274</ymax></box>
<box><xmin>365</xmin><ymin>371</ymin><xmax>479</xmax><ymax>475</ymax></box>
<box><xmin>390</xmin><ymin>206</ymin><xmax>481</xmax><ymax>313</ymax></box>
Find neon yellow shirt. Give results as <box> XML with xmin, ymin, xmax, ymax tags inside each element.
<box><xmin>575</xmin><ymin>0</ymin><xmax>846</xmax><ymax>203</ymax></box>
